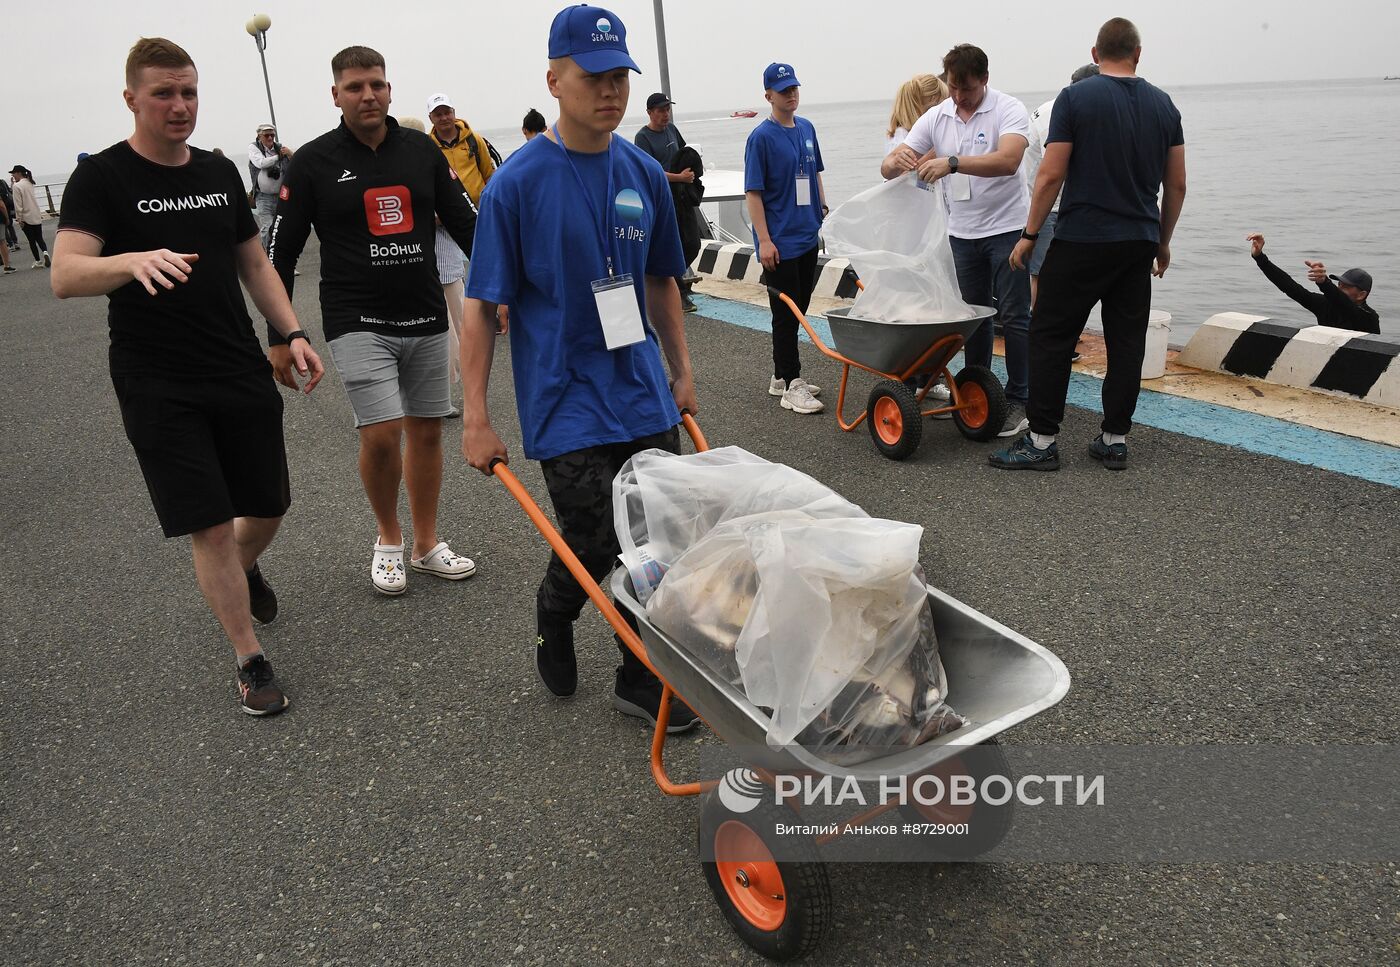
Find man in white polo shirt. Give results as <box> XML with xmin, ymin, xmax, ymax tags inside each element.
<box><xmin>882</xmin><ymin>43</ymin><xmax>1032</xmax><ymax>437</ymax></box>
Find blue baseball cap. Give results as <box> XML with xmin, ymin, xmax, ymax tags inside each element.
<box><xmin>763</xmin><ymin>62</ymin><xmax>799</xmax><ymax>92</ymax></box>
<box><xmin>549</xmin><ymin>5</ymin><xmax>640</xmax><ymax>74</ymax></box>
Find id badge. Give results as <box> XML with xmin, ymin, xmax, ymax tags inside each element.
<box><xmin>591</xmin><ymin>274</ymin><xmax>646</xmax><ymax>350</ymax></box>
<box><xmin>949</xmin><ymin>173</ymin><xmax>972</xmax><ymax>202</ymax></box>
<box><xmin>795</xmin><ymin>176</ymin><xmax>811</xmax><ymax>206</ymax></box>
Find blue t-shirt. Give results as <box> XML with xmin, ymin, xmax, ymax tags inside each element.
<box><xmin>1048</xmin><ymin>74</ymin><xmax>1184</xmax><ymax>244</ymax></box>
<box><xmin>743</xmin><ymin>116</ymin><xmax>824</xmax><ymax>260</ymax></box>
<box><xmin>467</xmin><ymin>133</ymin><xmax>687</xmax><ymax>461</ymax></box>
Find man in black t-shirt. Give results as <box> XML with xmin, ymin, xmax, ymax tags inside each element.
<box><xmin>634</xmin><ymin>93</ymin><xmax>700</xmax><ymax>312</ymax></box>
<box><xmin>265</xmin><ymin>46</ymin><xmax>481</xmax><ymax>597</ymax></box>
<box><xmin>997</xmin><ymin>18</ymin><xmax>1187</xmax><ymax>473</ymax></box>
<box><xmin>51</xmin><ymin>37</ymin><xmax>325</xmax><ymax>717</ymax></box>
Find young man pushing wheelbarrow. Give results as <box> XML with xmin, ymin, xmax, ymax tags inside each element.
<box><xmin>459</xmin><ymin>4</ymin><xmax>700</xmax><ymax>731</ymax></box>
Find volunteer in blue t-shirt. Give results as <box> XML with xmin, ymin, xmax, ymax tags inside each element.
<box><xmin>744</xmin><ymin>62</ymin><xmax>827</xmax><ymax>415</ymax></box>
<box><xmin>994</xmin><ymin>17</ymin><xmax>1186</xmax><ymax>473</ymax></box>
<box><xmin>461</xmin><ymin>5</ymin><xmax>700</xmax><ymax>732</ymax></box>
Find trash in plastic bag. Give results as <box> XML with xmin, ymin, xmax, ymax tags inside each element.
<box><xmin>822</xmin><ymin>172</ymin><xmax>978</xmax><ymax>325</ymax></box>
<box><xmin>614</xmin><ymin>446</ymin><xmax>962</xmax><ymax>759</ymax></box>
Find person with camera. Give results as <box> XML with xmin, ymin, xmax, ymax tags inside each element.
<box><xmin>248</xmin><ymin>123</ymin><xmax>293</xmax><ymax>250</ymax></box>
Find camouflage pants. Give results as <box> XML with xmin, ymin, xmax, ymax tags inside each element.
<box><xmin>538</xmin><ymin>426</ymin><xmax>681</xmax><ymax>672</ymax></box>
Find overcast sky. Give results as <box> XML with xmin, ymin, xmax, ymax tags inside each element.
<box><xmin>11</xmin><ymin>0</ymin><xmax>1398</xmax><ymax>178</ymax></box>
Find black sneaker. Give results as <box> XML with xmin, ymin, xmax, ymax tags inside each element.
<box><xmin>988</xmin><ymin>433</ymin><xmax>1060</xmax><ymax>471</ymax></box>
<box><xmin>682</xmin><ymin>297</ymin><xmax>699</xmax><ymax>314</ymax></box>
<box><xmin>613</xmin><ymin>668</ymin><xmax>700</xmax><ymax>733</ymax></box>
<box><xmin>536</xmin><ymin>605</ymin><xmax>577</xmax><ymax>697</ymax></box>
<box><xmin>246</xmin><ymin>564</ymin><xmax>278</xmax><ymax>624</ymax></box>
<box><xmin>1088</xmin><ymin>436</ymin><xmax>1128</xmax><ymax>470</ymax></box>
<box><xmin>237</xmin><ymin>655</ymin><xmax>288</xmax><ymax>716</ymax></box>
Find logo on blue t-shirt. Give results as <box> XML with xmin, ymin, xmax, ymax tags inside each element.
<box><xmin>615</xmin><ymin>188</ymin><xmax>645</xmax><ymax>222</ymax></box>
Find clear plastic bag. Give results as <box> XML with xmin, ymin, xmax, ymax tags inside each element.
<box><xmin>614</xmin><ymin>447</ymin><xmax>962</xmax><ymax>758</ymax></box>
<box><xmin>822</xmin><ymin>172</ymin><xmax>977</xmax><ymax>324</ymax></box>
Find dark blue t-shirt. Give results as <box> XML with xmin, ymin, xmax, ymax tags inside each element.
<box><xmin>466</xmin><ymin>134</ymin><xmax>687</xmax><ymax>462</ymax></box>
<box><xmin>743</xmin><ymin>116</ymin><xmax>824</xmax><ymax>259</ymax></box>
<box><xmin>1048</xmin><ymin>74</ymin><xmax>1184</xmax><ymax>244</ymax></box>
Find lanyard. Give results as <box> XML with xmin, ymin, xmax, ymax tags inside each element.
<box><xmin>769</xmin><ymin>116</ymin><xmax>805</xmax><ymax>175</ymax></box>
<box><xmin>552</xmin><ymin>125</ymin><xmax>619</xmax><ymax>279</ymax></box>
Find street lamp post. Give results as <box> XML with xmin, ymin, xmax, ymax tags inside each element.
<box><xmin>652</xmin><ymin>0</ymin><xmax>672</xmax><ymax>101</ymax></box>
<box><xmin>245</xmin><ymin>13</ymin><xmax>278</xmax><ymax>130</ymax></box>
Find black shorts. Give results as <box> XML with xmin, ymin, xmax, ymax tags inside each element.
<box><xmin>113</xmin><ymin>368</ymin><xmax>291</xmax><ymax>538</ymax></box>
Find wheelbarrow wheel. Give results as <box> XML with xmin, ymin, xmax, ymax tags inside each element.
<box><xmin>897</xmin><ymin>738</ymin><xmax>1015</xmax><ymax>860</ymax></box>
<box><xmin>951</xmin><ymin>366</ymin><xmax>1009</xmax><ymax>442</ymax></box>
<box><xmin>698</xmin><ymin>788</ymin><xmax>831</xmax><ymax>961</ymax></box>
<box><xmin>866</xmin><ymin>380</ymin><xmax>923</xmax><ymax>460</ymax></box>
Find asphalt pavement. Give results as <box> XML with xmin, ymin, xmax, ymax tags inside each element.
<box><xmin>2</xmin><ymin>232</ymin><xmax>1397</xmax><ymax>966</ymax></box>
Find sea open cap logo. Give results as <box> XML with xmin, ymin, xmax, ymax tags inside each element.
<box><xmin>595</xmin><ymin>16</ymin><xmax>611</xmax><ymax>33</ymax></box>
<box><xmin>717</xmin><ymin>768</ymin><xmax>765</xmax><ymax>814</ymax></box>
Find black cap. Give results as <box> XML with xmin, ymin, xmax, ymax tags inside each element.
<box><xmin>646</xmin><ymin>92</ymin><xmax>675</xmax><ymax>109</ymax></box>
<box><xmin>1329</xmin><ymin>268</ymin><xmax>1373</xmax><ymax>292</ymax></box>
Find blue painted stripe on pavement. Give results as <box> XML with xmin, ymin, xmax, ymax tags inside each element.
<box><xmin>691</xmin><ymin>294</ymin><xmax>1400</xmax><ymax>488</ymax></box>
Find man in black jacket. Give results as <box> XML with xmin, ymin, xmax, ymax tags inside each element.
<box><xmin>267</xmin><ymin>45</ymin><xmax>482</xmax><ymax>596</ymax></box>
<box><xmin>1247</xmin><ymin>233</ymin><xmax>1379</xmax><ymax>334</ymax></box>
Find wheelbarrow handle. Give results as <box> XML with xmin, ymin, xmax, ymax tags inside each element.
<box><xmin>680</xmin><ymin>410</ymin><xmax>709</xmax><ymax>453</ymax></box>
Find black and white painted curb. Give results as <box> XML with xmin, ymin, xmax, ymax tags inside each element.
<box><xmin>1179</xmin><ymin>312</ymin><xmax>1399</xmax><ymax>407</ymax></box>
<box><xmin>693</xmin><ymin>240</ymin><xmax>860</xmax><ymax>299</ymax></box>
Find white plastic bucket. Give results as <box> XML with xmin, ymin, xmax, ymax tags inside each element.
<box><xmin>1141</xmin><ymin>310</ymin><xmax>1171</xmax><ymax>379</ymax></box>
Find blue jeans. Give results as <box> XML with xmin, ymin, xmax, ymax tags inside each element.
<box><xmin>950</xmin><ymin>230</ymin><xmax>1031</xmax><ymax>406</ymax></box>
<box><xmin>255</xmin><ymin>192</ymin><xmax>278</xmax><ymax>251</ymax></box>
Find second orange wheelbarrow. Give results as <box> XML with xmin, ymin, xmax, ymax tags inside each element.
<box><xmin>776</xmin><ymin>290</ymin><xmax>1009</xmax><ymax>460</ymax></box>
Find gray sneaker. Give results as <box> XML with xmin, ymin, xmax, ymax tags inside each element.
<box><xmin>997</xmin><ymin>403</ymin><xmax>1029</xmax><ymax>438</ymax></box>
<box><xmin>768</xmin><ymin>376</ymin><xmax>823</xmax><ymax>398</ymax></box>
<box><xmin>781</xmin><ymin>378</ymin><xmax>825</xmax><ymax>414</ymax></box>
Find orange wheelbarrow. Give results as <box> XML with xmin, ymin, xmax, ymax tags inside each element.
<box><xmin>775</xmin><ymin>289</ymin><xmax>1009</xmax><ymax>459</ymax></box>
<box><xmin>491</xmin><ymin>413</ymin><xmax>1072</xmax><ymax>960</ymax></box>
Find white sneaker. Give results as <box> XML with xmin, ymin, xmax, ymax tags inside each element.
<box><xmin>781</xmin><ymin>379</ymin><xmax>825</xmax><ymax>414</ymax></box>
<box><xmin>42</xmin><ymin>251</ymin><xmax>51</xmax><ymax>268</ymax></box>
<box><xmin>371</xmin><ymin>540</ymin><xmax>408</xmax><ymax>595</ymax></box>
<box><xmin>768</xmin><ymin>376</ymin><xmax>823</xmax><ymax>398</ymax></box>
<box><xmin>410</xmin><ymin>541</ymin><xmax>477</xmax><ymax>580</ymax></box>
<box><xmin>31</xmin><ymin>261</ymin><xmax>44</xmax><ymax>269</ymax></box>
<box><xmin>928</xmin><ymin>381</ymin><xmax>952</xmax><ymax>402</ymax></box>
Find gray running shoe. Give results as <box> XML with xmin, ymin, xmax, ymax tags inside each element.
<box><xmin>997</xmin><ymin>404</ymin><xmax>1029</xmax><ymax>438</ymax></box>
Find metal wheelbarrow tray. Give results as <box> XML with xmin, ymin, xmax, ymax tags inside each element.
<box><xmin>611</xmin><ymin>569</ymin><xmax>1070</xmax><ymax>782</ymax></box>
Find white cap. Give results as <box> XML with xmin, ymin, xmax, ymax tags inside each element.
<box><xmin>426</xmin><ymin>93</ymin><xmax>454</xmax><ymax>115</ymax></box>
<box><xmin>256</xmin><ymin>123</ymin><xmax>276</xmax><ymax>134</ymax></box>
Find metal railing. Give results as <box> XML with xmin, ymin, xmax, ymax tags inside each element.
<box><xmin>36</xmin><ymin>182</ymin><xmax>65</xmax><ymax>217</ymax></box>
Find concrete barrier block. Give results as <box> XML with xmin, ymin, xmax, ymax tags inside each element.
<box><xmin>1178</xmin><ymin>312</ymin><xmax>1399</xmax><ymax>405</ymax></box>
<box><xmin>1178</xmin><ymin>312</ymin><xmax>1270</xmax><ymax>371</ymax></box>
<box><xmin>1270</xmin><ymin>325</ymin><xmax>1357</xmax><ymax>386</ymax></box>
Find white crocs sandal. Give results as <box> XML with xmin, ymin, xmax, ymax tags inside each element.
<box><xmin>410</xmin><ymin>541</ymin><xmax>478</xmax><ymax>580</ymax></box>
<box><xmin>371</xmin><ymin>540</ymin><xmax>408</xmax><ymax>595</ymax></box>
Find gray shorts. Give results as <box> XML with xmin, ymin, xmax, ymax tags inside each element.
<box><xmin>328</xmin><ymin>329</ymin><xmax>452</xmax><ymax>428</ymax></box>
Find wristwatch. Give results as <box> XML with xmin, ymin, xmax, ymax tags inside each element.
<box><xmin>283</xmin><ymin>330</ymin><xmax>309</xmax><ymax>346</ymax></box>
<box><xmin>947</xmin><ymin>155</ymin><xmax>960</xmax><ymax>173</ymax></box>
<box><xmin>1021</xmin><ymin>229</ymin><xmax>1040</xmax><ymax>241</ymax></box>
